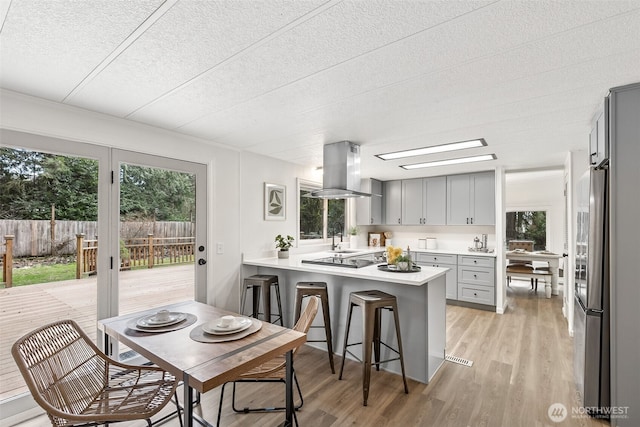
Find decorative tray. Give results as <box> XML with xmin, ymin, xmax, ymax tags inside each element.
<box><xmin>377</xmin><ymin>264</ymin><xmax>421</xmax><ymax>273</ymax></box>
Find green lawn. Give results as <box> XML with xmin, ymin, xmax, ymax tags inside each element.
<box><xmin>6</xmin><ymin>259</ymin><xmax>193</xmax><ymax>287</ymax></box>
<box><xmin>11</xmin><ymin>263</ymin><xmax>77</xmax><ymax>287</ymax></box>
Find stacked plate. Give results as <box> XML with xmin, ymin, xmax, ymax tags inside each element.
<box><xmin>136</xmin><ymin>311</ymin><xmax>187</xmax><ymax>329</ymax></box>
<box><xmin>203</xmin><ymin>316</ymin><xmax>252</xmax><ymax>335</ymax></box>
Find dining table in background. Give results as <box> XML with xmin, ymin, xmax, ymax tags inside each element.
<box><xmin>98</xmin><ymin>300</ymin><xmax>306</xmax><ymax>427</ymax></box>
<box><xmin>505</xmin><ymin>250</ymin><xmax>563</xmax><ymax>298</ymax></box>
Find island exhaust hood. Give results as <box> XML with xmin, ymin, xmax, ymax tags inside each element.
<box><xmin>310</xmin><ymin>141</ymin><xmax>378</xmax><ymax>198</ymax></box>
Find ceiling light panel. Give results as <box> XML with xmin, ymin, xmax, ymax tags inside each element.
<box><xmin>401</xmin><ymin>154</ymin><xmax>497</xmax><ymax>170</ymax></box>
<box><xmin>376</xmin><ymin>138</ymin><xmax>487</xmax><ymax>160</ymax></box>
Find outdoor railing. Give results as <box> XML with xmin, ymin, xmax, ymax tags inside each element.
<box><xmin>2</xmin><ymin>235</ymin><xmax>14</xmax><ymax>287</ymax></box>
<box><xmin>0</xmin><ymin>233</ymin><xmax>195</xmax><ymax>285</ymax></box>
<box><xmin>76</xmin><ymin>234</ymin><xmax>195</xmax><ymax>278</ymax></box>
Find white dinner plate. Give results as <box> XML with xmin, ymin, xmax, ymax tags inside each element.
<box><xmin>136</xmin><ymin>312</ymin><xmax>187</xmax><ymax>328</ymax></box>
<box><xmin>202</xmin><ymin>317</ymin><xmax>252</xmax><ymax>335</ymax></box>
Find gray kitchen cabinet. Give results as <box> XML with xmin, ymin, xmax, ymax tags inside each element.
<box><xmin>416</xmin><ymin>252</ymin><xmax>458</xmax><ymax>299</ymax></box>
<box><xmin>401</xmin><ymin>178</ymin><xmax>423</xmax><ymax>225</ymax></box>
<box><xmin>589</xmin><ymin>108</ymin><xmax>608</xmax><ymax>167</ymax></box>
<box><xmin>383</xmin><ymin>180</ymin><xmax>402</xmax><ymax>225</ymax></box>
<box><xmin>424</xmin><ymin>176</ymin><xmax>447</xmax><ymax>225</ymax></box>
<box><xmin>457</xmin><ymin>255</ymin><xmax>495</xmax><ymax>306</ymax></box>
<box><xmin>356</xmin><ymin>178</ymin><xmax>383</xmax><ymax>225</ymax></box>
<box><xmin>446</xmin><ymin>172</ymin><xmax>495</xmax><ymax>225</ymax></box>
<box><xmin>401</xmin><ymin>177</ymin><xmax>447</xmax><ymax>225</ymax></box>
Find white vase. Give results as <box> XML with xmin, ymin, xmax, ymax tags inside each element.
<box><xmin>277</xmin><ymin>250</ymin><xmax>289</xmax><ymax>259</ymax></box>
<box><xmin>350</xmin><ymin>235</ymin><xmax>358</xmax><ymax>249</ymax></box>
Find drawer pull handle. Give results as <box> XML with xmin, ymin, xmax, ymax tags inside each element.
<box><xmin>473</xmin><ymin>274</ymin><xmax>477</xmax><ymax>278</ymax></box>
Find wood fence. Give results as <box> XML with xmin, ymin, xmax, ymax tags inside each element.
<box><xmin>0</xmin><ymin>220</ymin><xmax>194</xmax><ymax>257</ymax></box>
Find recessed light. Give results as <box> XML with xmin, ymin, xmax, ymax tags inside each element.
<box><xmin>400</xmin><ymin>154</ymin><xmax>497</xmax><ymax>170</ymax></box>
<box><xmin>376</xmin><ymin>138</ymin><xmax>487</xmax><ymax>161</ymax></box>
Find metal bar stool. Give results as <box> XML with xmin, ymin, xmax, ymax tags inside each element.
<box><xmin>338</xmin><ymin>290</ymin><xmax>408</xmax><ymax>406</ymax></box>
<box><xmin>241</xmin><ymin>274</ymin><xmax>283</xmax><ymax>325</ymax></box>
<box><xmin>294</xmin><ymin>282</ymin><xmax>335</xmax><ymax>374</ymax></box>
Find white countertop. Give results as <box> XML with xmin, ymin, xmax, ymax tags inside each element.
<box><xmin>243</xmin><ymin>252</ymin><xmax>448</xmax><ymax>286</ymax></box>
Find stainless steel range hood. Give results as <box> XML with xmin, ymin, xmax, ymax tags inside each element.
<box><xmin>310</xmin><ymin>141</ymin><xmax>378</xmax><ymax>198</ymax></box>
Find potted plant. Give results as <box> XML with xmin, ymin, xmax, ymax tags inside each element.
<box><xmin>275</xmin><ymin>234</ymin><xmax>294</xmax><ymax>259</ymax></box>
<box><xmin>395</xmin><ymin>254</ymin><xmax>412</xmax><ymax>271</ymax></box>
<box><xmin>348</xmin><ymin>226</ymin><xmax>359</xmax><ymax>249</ymax></box>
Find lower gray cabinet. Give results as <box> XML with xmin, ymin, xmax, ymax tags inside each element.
<box><xmin>457</xmin><ymin>255</ymin><xmax>495</xmax><ymax>306</ymax></box>
<box><xmin>416</xmin><ymin>253</ymin><xmax>457</xmax><ymax>300</ymax></box>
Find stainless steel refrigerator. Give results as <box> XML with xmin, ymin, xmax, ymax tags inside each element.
<box><xmin>574</xmin><ymin>143</ymin><xmax>610</xmax><ymax>415</ymax></box>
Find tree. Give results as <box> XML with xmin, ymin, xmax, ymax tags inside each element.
<box><xmin>119</xmin><ymin>164</ymin><xmax>195</xmax><ymax>221</ymax></box>
<box><xmin>0</xmin><ymin>148</ymin><xmax>195</xmax><ymax>222</ymax></box>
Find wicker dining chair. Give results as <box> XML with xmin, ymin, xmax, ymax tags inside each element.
<box><xmin>11</xmin><ymin>319</ymin><xmax>180</xmax><ymax>427</ymax></box>
<box><xmin>216</xmin><ymin>296</ymin><xmax>319</xmax><ymax>426</ymax></box>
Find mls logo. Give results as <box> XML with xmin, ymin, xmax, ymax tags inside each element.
<box><xmin>548</xmin><ymin>403</ymin><xmax>568</xmax><ymax>422</ymax></box>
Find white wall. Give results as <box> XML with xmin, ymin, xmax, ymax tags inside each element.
<box><xmin>239</xmin><ymin>151</ymin><xmax>318</xmax><ymax>255</ymax></box>
<box><xmin>355</xmin><ymin>225</ymin><xmax>496</xmax><ymax>252</ymax></box>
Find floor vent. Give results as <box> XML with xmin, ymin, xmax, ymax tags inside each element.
<box><xmin>445</xmin><ymin>354</ymin><xmax>474</xmax><ymax>367</ymax></box>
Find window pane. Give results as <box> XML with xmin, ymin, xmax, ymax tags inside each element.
<box><xmin>506</xmin><ymin>211</ymin><xmax>547</xmax><ymax>250</ymax></box>
<box><xmin>299</xmin><ymin>188</ymin><xmax>323</xmax><ymax>240</ymax></box>
<box><xmin>328</xmin><ymin>199</ymin><xmax>345</xmax><ymax>237</ymax></box>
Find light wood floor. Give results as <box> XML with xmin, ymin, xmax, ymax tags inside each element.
<box><xmin>12</xmin><ymin>280</ymin><xmax>608</xmax><ymax>427</ymax></box>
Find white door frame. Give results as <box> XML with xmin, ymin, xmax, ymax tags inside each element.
<box><xmin>104</xmin><ymin>150</ymin><xmax>207</xmax><ymax>355</ymax></box>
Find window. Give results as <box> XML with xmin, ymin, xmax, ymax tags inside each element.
<box><xmin>298</xmin><ymin>180</ymin><xmax>345</xmax><ymax>243</ymax></box>
<box><xmin>506</xmin><ymin>211</ymin><xmax>547</xmax><ymax>250</ymax></box>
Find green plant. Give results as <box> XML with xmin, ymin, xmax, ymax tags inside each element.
<box><xmin>275</xmin><ymin>234</ymin><xmax>294</xmax><ymax>250</ymax></box>
<box><xmin>348</xmin><ymin>226</ymin><xmax>359</xmax><ymax>236</ymax></box>
<box><xmin>119</xmin><ymin>239</ymin><xmax>130</xmax><ymax>260</ymax></box>
<box><xmin>395</xmin><ymin>254</ymin><xmax>411</xmax><ymax>264</ymax></box>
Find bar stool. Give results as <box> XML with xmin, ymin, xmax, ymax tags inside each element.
<box><xmin>241</xmin><ymin>275</ymin><xmax>283</xmax><ymax>325</ymax></box>
<box><xmin>338</xmin><ymin>290</ymin><xmax>408</xmax><ymax>406</ymax></box>
<box><xmin>294</xmin><ymin>282</ymin><xmax>335</xmax><ymax>374</ymax></box>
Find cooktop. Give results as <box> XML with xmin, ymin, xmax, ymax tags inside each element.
<box><xmin>301</xmin><ymin>256</ymin><xmax>375</xmax><ymax>269</ymax></box>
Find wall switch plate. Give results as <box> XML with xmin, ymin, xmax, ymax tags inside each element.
<box><xmin>216</xmin><ymin>242</ymin><xmax>223</xmax><ymax>254</ymax></box>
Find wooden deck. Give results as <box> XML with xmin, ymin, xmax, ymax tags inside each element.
<box><xmin>0</xmin><ymin>264</ymin><xmax>194</xmax><ymax>402</ymax></box>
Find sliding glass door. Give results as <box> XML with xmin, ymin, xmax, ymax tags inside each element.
<box><xmin>0</xmin><ymin>130</ymin><xmax>109</xmax><ymax>419</ymax></box>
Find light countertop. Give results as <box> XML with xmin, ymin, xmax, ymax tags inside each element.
<box><xmin>243</xmin><ymin>251</ymin><xmax>448</xmax><ymax>286</ymax></box>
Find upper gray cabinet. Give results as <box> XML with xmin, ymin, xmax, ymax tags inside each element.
<box><xmin>383</xmin><ymin>180</ymin><xmax>402</xmax><ymax>225</ymax></box>
<box><xmin>356</xmin><ymin>178</ymin><xmax>383</xmax><ymax>225</ymax></box>
<box><xmin>590</xmin><ymin>109</ymin><xmax>608</xmax><ymax>166</ymax></box>
<box><xmin>446</xmin><ymin>172</ymin><xmax>495</xmax><ymax>225</ymax></box>
<box><xmin>401</xmin><ymin>177</ymin><xmax>446</xmax><ymax>225</ymax></box>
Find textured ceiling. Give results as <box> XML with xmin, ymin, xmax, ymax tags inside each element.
<box><xmin>1</xmin><ymin>0</ymin><xmax>639</xmax><ymax>180</ymax></box>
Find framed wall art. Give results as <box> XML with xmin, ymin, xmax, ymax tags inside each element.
<box><xmin>368</xmin><ymin>232</ymin><xmax>381</xmax><ymax>248</ymax></box>
<box><xmin>264</xmin><ymin>183</ymin><xmax>286</xmax><ymax>221</ymax></box>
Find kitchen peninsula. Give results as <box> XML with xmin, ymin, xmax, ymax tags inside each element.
<box><xmin>243</xmin><ymin>251</ymin><xmax>448</xmax><ymax>384</ymax></box>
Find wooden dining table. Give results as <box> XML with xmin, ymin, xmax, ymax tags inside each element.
<box><xmin>98</xmin><ymin>300</ymin><xmax>306</xmax><ymax>427</ymax></box>
<box><xmin>506</xmin><ymin>250</ymin><xmax>563</xmax><ymax>298</ymax></box>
